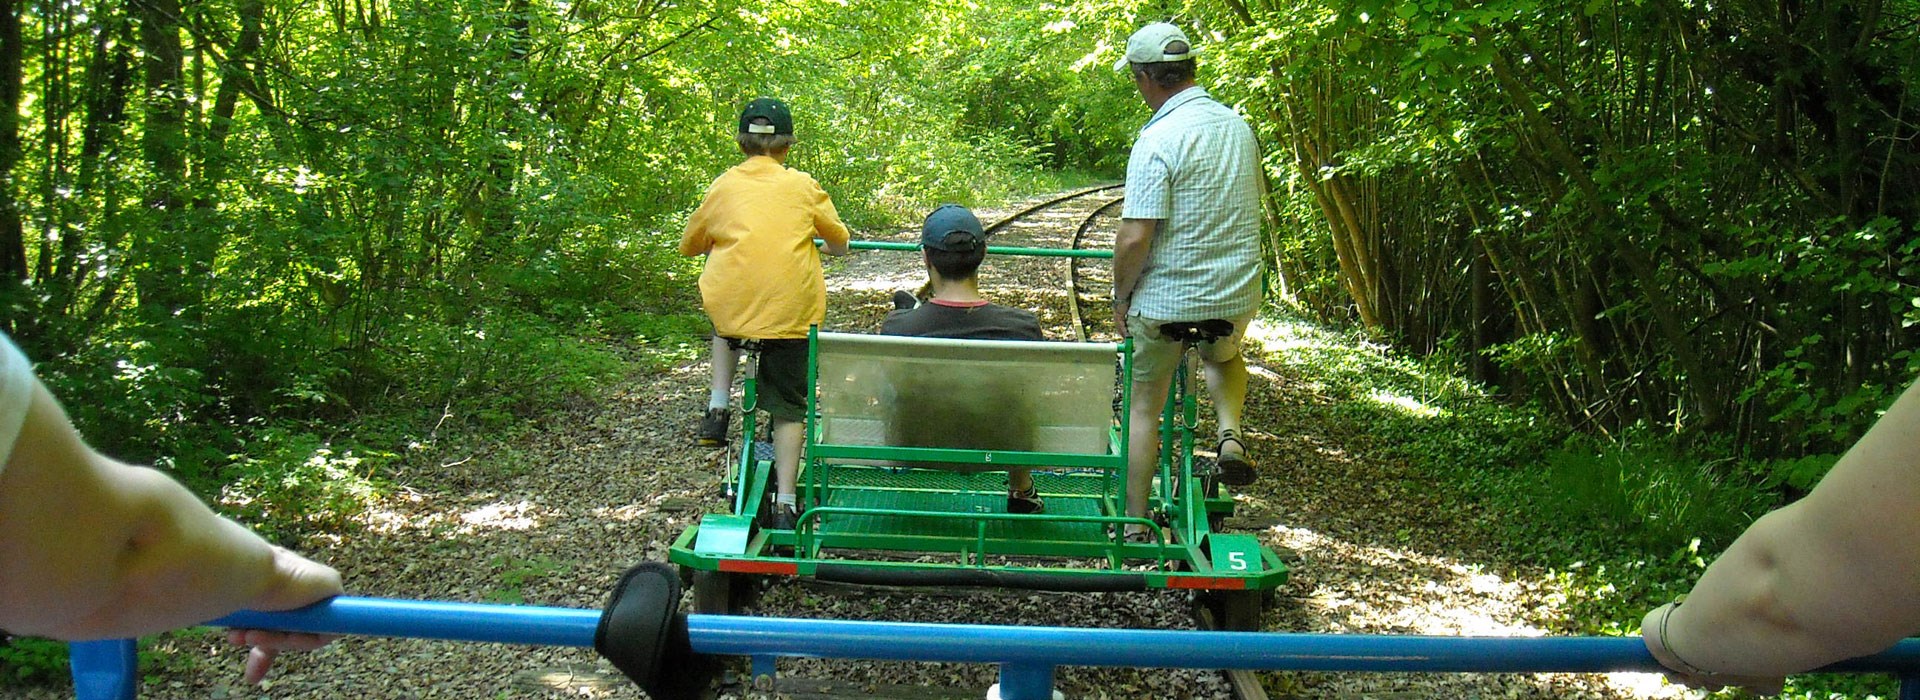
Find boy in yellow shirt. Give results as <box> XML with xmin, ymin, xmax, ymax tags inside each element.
<box><xmin>680</xmin><ymin>97</ymin><xmax>851</xmax><ymax>530</ymax></box>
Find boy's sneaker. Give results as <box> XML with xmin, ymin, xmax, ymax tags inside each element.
<box><xmin>694</xmin><ymin>408</ymin><xmax>730</xmax><ymax>447</ymax></box>
<box><xmin>891</xmin><ymin>290</ymin><xmax>918</xmax><ymax>310</ymax></box>
<box><xmin>769</xmin><ymin>503</ymin><xmax>798</xmax><ymax>531</ymax></box>
<box><xmin>1007</xmin><ymin>486</ymin><xmax>1045</xmax><ymax>514</ymax></box>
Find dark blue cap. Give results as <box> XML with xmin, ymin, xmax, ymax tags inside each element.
<box><xmin>738</xmin><ymin>98</ymin><xmax>793</xmax><ymax>135</ymax></box>
<box><xmin>921</xmin><ymin>204</ymin><xmax>986</xmax><ymax>252</ymax></box>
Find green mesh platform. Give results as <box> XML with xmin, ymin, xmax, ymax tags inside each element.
<box><xmin>819</xmin><ymin>464</ymin><xmax>1116</xmax><ymax>498</ymax></box>
<box><xmin>803</xmin><ymin>464</ymin><xmax>1125</xmax><ymax>555</ymax></box>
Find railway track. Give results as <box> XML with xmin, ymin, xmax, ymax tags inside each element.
<box><xmin>989</xmin><ymin>187</ymin><xmax>1275</xmax><ymax>700</ymax></box>
<box><xmin>972</xmin><ymin>183</ymin><xmax>1128</xmax><ymax>342</ymax></box>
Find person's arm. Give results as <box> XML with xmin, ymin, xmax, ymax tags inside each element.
<box><xmin>679</xmin><ymin>191</ymin><xmax>718</xmax><ymax>257</ymax></box>
<box><xmin>1643</xmin><ymin>378</ymin><xmax>1920</xmax><ymax>690</ymax></box>
<box><xmin>812</xmin><ymin>181</ymin><xmax>852</xmax><ymax>257</ymax></box>
<box><xmin>0</xmin><ymin>381</ymin><xmax>341</xmax><ymax>680</ymax></box>
<box><xmin>1111</xmin><ymin>217</ymin><xmax>1159</xmax><ymax>337</ymax></box>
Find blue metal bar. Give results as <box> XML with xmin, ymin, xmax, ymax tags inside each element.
<box><xmin>213</xmin><ymin>597</ymin><xmax>600</xmax><ymax>647</ymax></box>
<box><xmin>693</xmin><ymin>614</ymin><xmax>1677</xmax><ymax>672</ymax></box>
<box><xmin>70</xmin><ymin>639</ymin><xmax>137</xmax><ymax>700</ymax></box>
<box><xmin>203</xmin><ymin>597</ymin><xmax>1920</xmax><ymax>673</ymax></box>
<box><xmin>71</xmin><ymin>596</ymin><xmax>1920</xmax><ymax>696</ymax></box>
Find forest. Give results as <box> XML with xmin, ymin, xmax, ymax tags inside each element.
<box><xmin>1</xmin><ymin>0</ymin><xmax>1917</xmax><ymax>693</ymax></box>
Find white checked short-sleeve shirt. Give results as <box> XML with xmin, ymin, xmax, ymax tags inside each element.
<box><xmin>0</xmin><ymin>332</ymin><xmax>34</xmax><ymax>476</ymax></box>
<box><xmin>1121</xmin><ymin>86</ymin><xmax>1265</xmax><ymax>322</ymax></box>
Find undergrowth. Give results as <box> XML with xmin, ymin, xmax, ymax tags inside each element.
<box><xmin>1251</xmin><ymin>308</ymin><xmax>1889</xmax><ymax>699</ymax></box>
<box><xmin>0</xmin><ymin>308</ymin><xmax>712</xmax><ymax>687</ymax></box>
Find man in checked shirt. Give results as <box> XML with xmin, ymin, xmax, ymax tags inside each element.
<box><xmin>1109</xmin><ymin>22</ymin><xmax>1266</xmax><ymax>542</ymax></box>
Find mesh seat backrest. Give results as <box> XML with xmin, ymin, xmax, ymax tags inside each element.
<box><xmin>813</xmin><ymin>332</ymin><xmax>1118</xmax><ymax>463</ymax></box>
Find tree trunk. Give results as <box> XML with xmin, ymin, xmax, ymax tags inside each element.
<box><xmin>1479</xmin><ymin>25</ymin><xmax>1727</xmax><ymax>431</ymax></box>
<box><xmin>133</xmin><ymin>0</ymin><xmax>194</xmax><ymax>318</ymax></box>
<box><xmin>196</xmin><ymin>0</ymin><xmax>263</xmax><ymax>209</ymax></box>
<box><xmin>0</xmin><ymin>0</ymin><xmax>26</xmax><ymax>333</ymax></box>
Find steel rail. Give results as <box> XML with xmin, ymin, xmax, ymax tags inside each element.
<box><xmin>1196</xmin><ymin>604</ymin><xmax>1270</xmax><ymax>700</ymax></box>
<box><xmin>981</xmin><ymin>183</ymin><xmax>1124</xmax><ymax>235</ymax></box>
<box><xmin>1064</xmin><ymin>197</ymin><xmax>1125</xmax><ymax>341</ymax></box>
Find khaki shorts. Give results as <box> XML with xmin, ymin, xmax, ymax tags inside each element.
<box><xmin>1126</xmin><ymin>312</ymin><xmax>1256</xmax><ymax>381</ymax></box>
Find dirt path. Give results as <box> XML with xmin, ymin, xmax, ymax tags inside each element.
<box><xmin>103</xmin><ymin>191</ymin><xmax>1680</xmax><ymax>700</ymax></box>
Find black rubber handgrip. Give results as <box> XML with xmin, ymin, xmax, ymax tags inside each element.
<box><xmin>594</xmin><ymin>562</ymin><xmax>718</xmax><ymax>700</ymax></box>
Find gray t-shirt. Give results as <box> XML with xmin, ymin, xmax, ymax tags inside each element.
<box><xmin>880</xmin><ymin>300</ymin><xmax>1045</xmax><ymax>341</ymax></box>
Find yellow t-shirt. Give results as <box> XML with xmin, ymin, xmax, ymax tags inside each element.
<box><xmin>680</xmin><ymin>156</ymin><xmax>851</xmax><ymax>339</ymax></box>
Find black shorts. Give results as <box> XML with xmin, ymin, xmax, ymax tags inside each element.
<box><xmin>730</xmin><ymin>337</ymin><xmax>808</xmax><ymax>423</ymax></box>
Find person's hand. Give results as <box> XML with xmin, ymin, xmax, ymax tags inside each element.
<box><xmin>1113</xmin><ymin>300</ymin><xmax>1131</xmax><ymax>338</ymax></box>
<box><xmin>1640</xmin><ymin>603</ymin><xmax>1785</xmax><ymax>695</ymax></box>
<box><xmin>226</xmin><ymin>546</ymin><xmax>344</xmax><ymax>684</ymax></box>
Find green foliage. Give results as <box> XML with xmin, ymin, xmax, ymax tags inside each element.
<box><xmin>220</xmin><ymin>434</ymin><xmax>390</xmax><ymax>542</ymax></box>
<box><xmin>0</xmin><ymin>631</ymin><xmax>211</xmax><ymax>687</ymax></box>
<box><xmin>1755</xmin><ymin>453</ymin><xmax>1843</xmax><ymax>494</ymax></box>
<box><xmin>0</xmin><ymin>637</ymin><xmax>67</xmax><ymax>684</ymax></box>
<box><xmin>1539</xmin><ymin>439</ymin><xmax>1773</xmax><ymax>549</ymax></box>
<box><xmin>484</xmin><ymin>555</ymin><xmax>571</xmax><ymax>604</ymax></box>
<box><xmin>597</xmin><ymin>311</ymin><xmax>713</xmax><ymax>370</ymax></box>
<box><xmin>1188</xmin><ymin>0</ymin><xmax>1920</xmax><ymax>457</ymax></box>
<box><xmin>1547</xmin><ymin>541</ymin><xmax>1706</xmax><ymax>637</ymax></box>
<box><xmin>5</xmin><ymin>0</ymin><xmax>1140</xmax><ymax>543</ymax></box>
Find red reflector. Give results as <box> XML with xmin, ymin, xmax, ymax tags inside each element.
<box><xmin>1167</xmin><ymin>576</ymin><xmax>1248</xmax><ymax>590</ymax></box>
<box><xmin>717</xmin><ymin>560</ymin><xmax>798</xmax><ymax>575</ymax></box>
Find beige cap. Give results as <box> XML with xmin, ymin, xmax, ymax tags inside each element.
<box><xmin>1114</xmin><ymin>22</ymin><xmax>1194</xmax><ymax>71</ymax></box>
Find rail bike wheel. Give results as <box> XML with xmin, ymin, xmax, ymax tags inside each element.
<box><xmin>692</xmin><ymin>569</ymin><xmax>737</xmax><ymax>615</ymax></box>
<box><xmin>1218</xmin><ymin>589</ymin><xmax>1263</xmax><ymax>631</ymax></box>
<box><xmin>1197</xmin><ymin>589</ymin><xmax>1263</xmax><ymax>631</ymax></box>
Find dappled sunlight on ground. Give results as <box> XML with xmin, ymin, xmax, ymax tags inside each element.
<box><xmin>1270</xmin><ymin>524</ymin><xmax>1545</xmax><ymax>637</ymax></box>
<box><xmin>1365</xmin><ymin>388</ymin><xmax>1447</xmax><ymax>419</ymax></box>
<box><xmin>1244</xmin><ymin>316</ymin><xmax>1388</xmax><ymax>356</ymax></box>
<box><xmin>1267</xmin><ymin>522</ymin><xmax>1691</xmax><ymax>698</ymax></box>
<box><xmin>460</xmin><ymin>500</ymin><xmax>543</xmax><ymax>531</ymax></box>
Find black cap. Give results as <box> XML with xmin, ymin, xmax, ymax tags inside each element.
<box><xmin>738</xmin><ymin>98</ymin><xmax>793</xmax><ymax>136</ymax></box>
<box><xmin>921</xmin><ymin>204</ymin><xmax>986</xmax><ymax>252</ymax></box>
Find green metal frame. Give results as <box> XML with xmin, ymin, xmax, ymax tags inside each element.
<box><xmin>672</xmin><ymin>282</ymin><xmax>1287</xmax><ymax>595</ymax></box>
<box><xmin>728</xmin><ymin>340</ymin><xmax>768</xmax><ymax>516</ymax></box>
<box><xmin>675</xmin><ymin>329</ymin><xmax>1290</xmax><ymax>590</ymax></box>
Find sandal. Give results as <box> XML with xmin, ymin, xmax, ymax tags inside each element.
<box><xmin>1109</xmin><ymin>523</ymin><xmax>1157</xmax><ymax>544</ymax></box>
<box><xmin>1216</xmin><ymin>430</ymin><xmax>1257</xmax><ymax>486</ymax></box>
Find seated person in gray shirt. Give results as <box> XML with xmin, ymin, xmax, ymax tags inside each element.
<box><xmin>882</xmin><ymin>204</ymin><xmax>1046</xmax><ymax>514</ymax></box>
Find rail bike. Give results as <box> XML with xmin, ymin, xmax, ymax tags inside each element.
<box><xmin>667</xmin><ymin>245</ymin><xmax>1287</xmax><ymax>635</ymax></box>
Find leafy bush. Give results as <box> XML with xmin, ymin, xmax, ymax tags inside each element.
<box><xmin>0</xmin><ymin>637</ymin><xmax>67</xmax><ymax>684</ymax></box>
<box><xmin>220</xmin><ymin>431</ymin><xmax>390</xmax><ymax>542</ymax></box>
<box><xmin>0</xmin><ymin>631</ymin><xmax>216</xmax><ymax>689</ymax></box>
<box><xmin>1539</xmin><ymin>438</ymin><xmax>1775</xmax><ymax>549</ymax></box>
<box><xmin>484</xmin><ymin>555</ymin><xmax>571</xmax><ymax>604</ymax></box>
